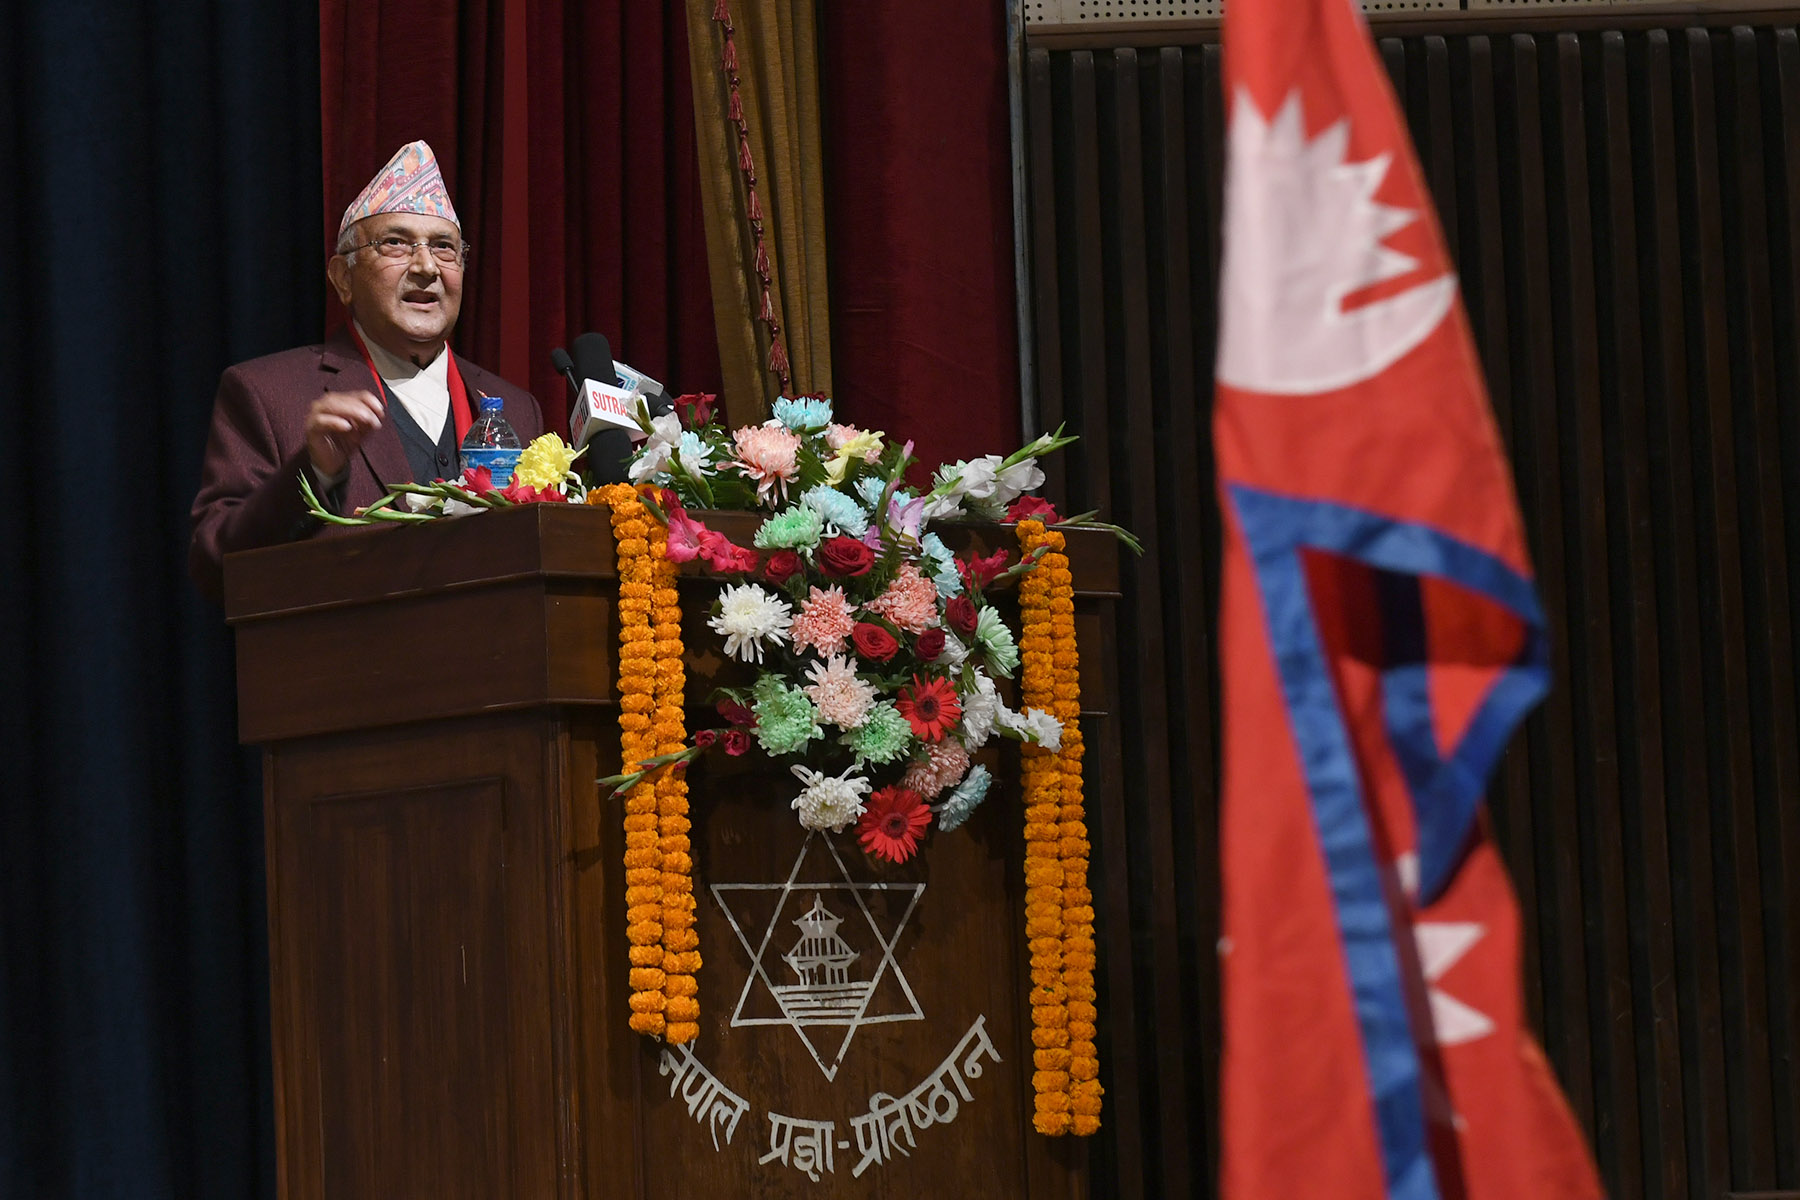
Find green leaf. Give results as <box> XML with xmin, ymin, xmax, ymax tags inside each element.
<box><xmin>1051</xmin><ymin>510</ymin><xmax>1144</xmax><ymax>555</ymax></box>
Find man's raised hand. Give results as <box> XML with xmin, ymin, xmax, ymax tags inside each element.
<box><xmin>305</xmin><ymin>390</ymin><xmax>385</xmax><ymax>478</ymax></box>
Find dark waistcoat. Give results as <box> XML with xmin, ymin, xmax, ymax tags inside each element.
<box><xmin>382</xmin><ymin>379</ymin><xmax>462</xmax><ymax>484</ymax></box>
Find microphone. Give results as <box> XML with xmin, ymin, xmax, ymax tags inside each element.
<box><xmin>571</xmin><ymin>332</ymin><xmax>620</xmax><ymax>389</ymax></box>
<box><xmin>612</xmin><ymin>360</ymin><xmax>670</xmax><ymax>413</ymax></box>
<box><xmin>550</xmin><ymin>346</ymin><xmax>581</xmax><ymax>399</ymax></box>
<box><xmin>566</xmin><ymin>332</ymin><xmax>636</xmax><ymax>485</ymax></box>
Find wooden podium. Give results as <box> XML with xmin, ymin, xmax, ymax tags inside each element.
<box><xmin>225</xmin><ymin>504</ymin><xmax>1117</xmax><ymax>1198</ymax></box>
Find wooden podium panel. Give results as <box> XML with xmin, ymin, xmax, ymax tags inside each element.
<box><xmin>574</xmin><ymin>751</ymin><xmax>1088</xmax><ymax>1197</ymax></box>
<box><xmin>226</xmin><ymin>506</ymin><xmax>1116</xmax><ymax>1199</ymax></box>
<box><xmin>266</xmin><ymin>715</ymin><xmax>576</xmax><ymax>1200</ymax></box>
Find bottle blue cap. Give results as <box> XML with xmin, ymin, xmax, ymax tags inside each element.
<box><xmin>479</xmin><ymin>395</ymin><xmax>503</xmax><ymax>413</ymax></box>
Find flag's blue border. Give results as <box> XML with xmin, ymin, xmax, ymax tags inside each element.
<box><xmin>1226</xmin><ymin>484</ymin><xmax>1549</xmax><ymax>1200</ymax></box>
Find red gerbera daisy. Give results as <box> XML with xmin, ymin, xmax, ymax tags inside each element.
<box><xmin>895</xmin><ymin>675</ymin><xmax>962</xmax><ymax>742</ymax></box>
<box><xmin>858</xmin><ymin>786</ymin><xmax>932</xmax><ymax>864</ymax></box>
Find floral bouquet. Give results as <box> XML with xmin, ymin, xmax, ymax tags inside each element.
<box><xmin>299</xmin><ymin>431</ymin><xmax>588</xmax><ymax>523</ymax></box>
<box><xmin>602</xmin><ymin>392</ymin><xmax>1133</xmax><ymax>866</ymax></box>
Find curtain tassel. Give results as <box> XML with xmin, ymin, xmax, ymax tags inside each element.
<box><xmin>747</xmin><ymin>190</ymin><xmax>762</xmax><ymax>222</ymax></box>
<box><xmin>723</xmin><ymin>39</ymin><xmax>738</xmax><ymax>72</ymax></box>
<box><xmin>760</xmin><ymin>287</ymin><xmax>775</xmax><ymax>322</ymax></box>
<box><xmin>713</xmin><ymin>0</ymin><xmax>728</xmax><ymax>20</ymax></box>
<box><xmin>754</xmin><ymin>243</ymin><xmax>769</xmax><ymax>276</ymax></box>
<box><xmin>768</xmin><ymin>337</ymin><xmax>790</xmax><ymax>377</ymax></box>
<box><xmin>728</xmin><ymin>91</ymin><xmax>743</xmax><ymax>123</ymax></box>
<box><xmin>737</xmin><ymin>137</ymin><xmax>755</xmax><ymax>175</ymax></box>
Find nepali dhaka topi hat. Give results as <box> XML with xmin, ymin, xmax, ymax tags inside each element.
<box><xmin>337</xmin><ymin>140</ymin><xmax>460</xmax><ymax>242</ymax></box>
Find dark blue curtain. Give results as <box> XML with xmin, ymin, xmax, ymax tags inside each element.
<box><xmin>0</xmin><ymin>2</ymin><xmax>319</xmax><ymax>1196</ymax></box>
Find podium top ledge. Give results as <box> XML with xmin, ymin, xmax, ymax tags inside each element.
<box><xmin>224</xmin><ymin>504</ymin><xmax>1121</xmax><ymax>626</ymax></box>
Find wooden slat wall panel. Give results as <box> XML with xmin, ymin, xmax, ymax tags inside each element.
<box><xmin>1765</xmin><ymin>32</ymin><xmax>1800</xmax><ymax>1186</ymax></box>
<box><xmin>1023</xmin><ymin>23</ymin><xmax>1800</xmax><ymax>1200</ymax></box>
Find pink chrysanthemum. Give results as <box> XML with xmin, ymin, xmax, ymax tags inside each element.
<box><xmin>900</xmin><ymin>738</ymin><xmax>971</xmax><ymax>800</ymax></box>
<box><xmin>731</xmin><ymin>421</ymin><xmax>803</xmax><ymax>502</ymax></box>
<box><xmin>864</xmin><ymin>563</ymin><xmax>941</xmax><ymax>634</ymax></box>
<box><xmin>789</xmin><ymin>585</ymin><xmax>859</xmax><ymax>657</ymax></box>
<box><xmin>804</xmin><ymin>656</ymin><xmax>878</xmax><ymax>729</ymax></box>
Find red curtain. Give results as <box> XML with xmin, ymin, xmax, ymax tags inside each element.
<box><xmin>321</xmin><ymin>0</ymin><xmax>721</xmax><ymax>433</ymax></box>
<box><xmin>819</xmin><ymin>2</ymin><xmax>1021</xmax><ymax>470</ymax></box>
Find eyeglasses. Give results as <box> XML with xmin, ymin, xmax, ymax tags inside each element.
<box><xmin>349</xmin><ymin>235</ymin><xmax>472</xmax><ymax>267</ymax></box>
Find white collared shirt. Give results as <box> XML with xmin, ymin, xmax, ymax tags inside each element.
<box><xmin>354</xmin><ymin>320</ymin><xmax>452</xmax><ymax>443</ymax></box>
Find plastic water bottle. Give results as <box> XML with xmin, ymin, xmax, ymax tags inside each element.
<box><xmin>460</xmin><ymin>395</ymin><xmax>523</xmax><ymax>484</ymax></box>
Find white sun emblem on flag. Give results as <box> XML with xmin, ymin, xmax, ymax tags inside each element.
<box><xmin>1216</xmin><ymin>89</ymin><xmax>1458</xmax><ymax>395</ymax></box>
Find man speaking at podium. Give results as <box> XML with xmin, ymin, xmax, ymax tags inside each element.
<box><xmin>189</xmin><ymin>140</ymin><xmax>542</xmax><ymax>602</ymax></box>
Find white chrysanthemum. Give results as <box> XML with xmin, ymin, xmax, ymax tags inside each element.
<box><xmin>958</xmin><ymin>669</ymin><xmax>1000</xmax><ymax>749</ymax></box>
<box><xmin>937</xmin><ymin>628</ymin><xmax>972</xmax><ymax>668</ymax></box>
<box><xmin>708</xmin><ymin>583</ymin><xmax>793</xmax><ymax>663</ymax></box>
<box><xmin>997</xmin><ymin>704</ymin><xmax>1064</xmax><ymax>752</ymax></box>
<box><xmin>789</xmin><ymin>763</ymin><xmax>873</xmax><ymax>833</ymax></box>
<box><xmin>804</xmin><ymin>655</ymin><xmax>877</xmax><ymax>729</ymax></box>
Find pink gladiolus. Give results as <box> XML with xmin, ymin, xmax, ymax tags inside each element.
<box><xmin>665</xmin><ymin>510</ymin><xmax>709</xmax><ymax>563</ymax></box>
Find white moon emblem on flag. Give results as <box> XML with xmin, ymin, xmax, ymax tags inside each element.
<box><xmin>1216</xmin><ymin>89</ymin><xmax>1457</xmax><ymax>395</ymax></box>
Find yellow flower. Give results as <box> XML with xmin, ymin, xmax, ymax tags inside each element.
<box><xmin>825</xmin><ymin>430</ymin><xmax>885</xmax><ymax>483</ymax></box>
<box><xmin>515</xmin><ymin>432</ymin><xmax>580</xmax><ymax>490</ymax></box>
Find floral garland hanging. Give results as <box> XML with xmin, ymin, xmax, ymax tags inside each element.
<box><xmin>650</xmin><ymin>512</ymin><xmax>702</xmax><ymax>1043</ymax></box>
<box><xmin>1016</xmin><ymin>519</ymin><xmax>1102</xmax><ymax>1135</ymax></box>
<box><xmin>594</xmin><ymin>483</ymin><xmax>700</xmax><ymax>1042</ymax></box>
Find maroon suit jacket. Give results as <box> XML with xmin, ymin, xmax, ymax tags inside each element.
<box><xmin>189</xmin><ymin>326</ymin><xmax>543</xmax><ymax>602</ymax></box>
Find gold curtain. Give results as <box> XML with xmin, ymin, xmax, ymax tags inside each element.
<box><xmin>684</xmin><ymin>0</ymin><xmax>832</xmax><ymax>424</ymax></box>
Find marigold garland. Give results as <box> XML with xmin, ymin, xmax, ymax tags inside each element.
<box><xmin>1017</xmin><ymin>519</ymin><xmax>1102</xmax><ymax>1135</ymax></box>
<box><xmin>596</xmin><ymin>484</ymin><xmax>700</xmax><ymax>1043</ymax></box>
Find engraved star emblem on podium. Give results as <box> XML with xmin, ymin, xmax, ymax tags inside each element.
<box><xmin>711</xmin><ymin>833</ymin><xmax>925</xmax><ymax>1081</ymax></box>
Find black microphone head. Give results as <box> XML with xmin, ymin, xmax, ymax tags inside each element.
<box><xmin>550</xmin><ymin>346</ymin><xmax>574</xmax><ymax>376</ymax></box>
<box><xmin>571</xmin><ymin>332</ymin><xmax>618</xmax><ymax>387</ymax></box>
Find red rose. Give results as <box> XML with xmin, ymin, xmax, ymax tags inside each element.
<box><xmin>693</xmin><ymin>729</ymin><xmax>718</xmax><ymax>749</ymax></box>
<box><xmin>722</xmin><ymin>728</ymin><xmax>752</xmax><ymax>756</ymax></box>
<box><xmin>852</xmin><ymin>622</ymin><xmax>900</xmax><ymax>663</ymax></box>
<box><xmin>763</xmin><ymin>549</ymin><xmax>804</xmax><ymax>584</ymax></box>
<box><xmin>1006</xmin><ymin>495</ymin><xmax>1059</xmax><ymax>523</ymax></box>
<box><xmin>915</xmin><ymin>627</ymin><xmax>946</xmax><ymax>660</ymax></box>
<box><xmin>676</xmin><ymin>392</ymin><xmax>716</xmax><ymax>428</ymax></box>
<box><xmin>818</xmin><ymin>535</ymin><xmax>875</xmax><ymax>578</ymax></box>
<box><xmin>945</xmin><ymin>595</ymin><xmax>979</xmax><ymax>638</ymax></box>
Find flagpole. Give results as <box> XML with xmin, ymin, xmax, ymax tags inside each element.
<box><xmin>1005</xmin><ymin>0</ymin><xmax>1038</xmax><ymax>439</ymax></box>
